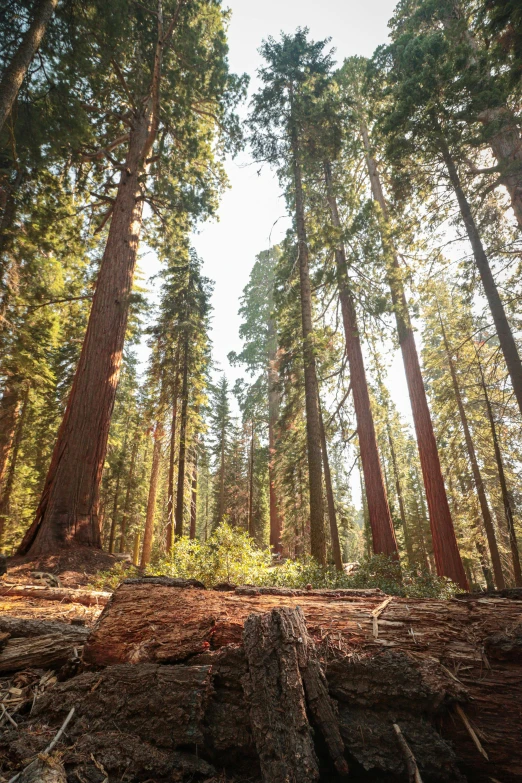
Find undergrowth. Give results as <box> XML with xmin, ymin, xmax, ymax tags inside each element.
<box><xmin>89</xmin><ymin>523</ymin><xmax>457</xmax><ymax>598</ymax></box>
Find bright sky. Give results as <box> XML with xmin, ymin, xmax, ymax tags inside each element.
<box><xmin>190</xmin><ymin>0</ymin><xmax>403</xmax><ymax>388</ymax></box>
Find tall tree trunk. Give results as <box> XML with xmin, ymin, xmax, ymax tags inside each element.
<box><xmin>0</xmin><ymin>169</ymin><xmax>23</xmax><ymax>291</ymax></box>
<box><xmin>18</xmin><ymin>110</ymin><xmax>154</xmax><ymax>556</ymax></box>
<box><xmin>0</xmin><ymin>0</ymin><xmax>58</xmax><ymax>133</ymax></box>
<box><xmin>119</xmin><ymin>427</ymin><xmax>140</xmax><ymax>553</ymax></box>
<box><xmin>108</xmin><ymin>469</ymin><xmax>122</xmax><ymax>555</ymax></box>
<box><xmin>358</xmin><ymin>455</ymin><xmax>372</xmax><ymax>560</ymax></box>
<box><xmin>437</xmin><ymin>128</ymin><xmax>522</xmax><ymax>419</ymax></box>
<box><xmin>267</xmin><ymin>331</ymin><xmax>283</xmax><ymax>553</ymax></box>
<box><xmin>478</xmin><ymin>108</ymin><xmax>522</xmax><ymax>229</ymax></box>
<box><xmin>475</xmin><ymin>347</ymin><xmax>522</xmax><ymax>586</ymax></box>
<box><xmin>290</xmin><ymin>122</ymin><xmax>326</xmax><ymax>565</ymax></box>
<box><xmin>0</xmin><ymin>379</ymin><xmax>22</xmax><ymax>490</ymax></box>
<box><xmin>323</xmin><ymin>161</ymin><xmax>398</xmax><ymax>558</ymax></box>
<box><xmin>318</xmin><ymin>398</ymin><xmax>343</xmax><ymax>571</ymax></box>
<box><xmin>166</xmin><ymin>357</ymin><xmax>180</xmax><ymax>551</ymax></box>
<box><xmin>140</xmin><ymin>422</ymin><xmax>163</xmax><ymax>568</ymax></box>
<box><xmin>189</xmin><ymin>447</ymin><xmax>198</xmax><ymax>540</ymax></box>
<box><xmin>217</xmin><ymin>423</ymin><xmax>225</xmax><ymax>524</ymax></box>
<box><xmin>0</xmin><ymin>382</ymin><xmax>29</xmax><ymax>544</ymax></box>
<box><xmin>439</xmin><ymin>311</ymin><xmax>505</xmax><ymax>589</ymax></box>
<box><xmin>174</xmin><ymin>335</ymin><xmax>190</xmax><ymax>539</ymax></box>
<box><xmin>359</xmin><ymin>125</ymin><xmax>467</xmax><ymax>588</ymax></box>
<box><xmin>386</xmin><ymin>423</ymin><xmax>414</xmax><ymax>566</ymax></box>
<box><xmin>248</xmin><ymin>419</ymin><xmax>255</xmax><ymax>538</ymax></box>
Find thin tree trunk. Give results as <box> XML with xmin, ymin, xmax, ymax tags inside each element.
<box><xmin>290</xmin><ymin>119</ymin><xmax>326</xmax><ymax>565</ymax></box>
<box><xmin>140</xmin><ymin>422</ymin><xmax>163</xmax><ymax>568</ymax></box>
<box><xmin>217</xmin><ymin>424</ymin><xmax>225</xmax><ymax>524</ymax></box>
<box><xmin>318</xmin><ymin>398</ymin><xmax>343</xmax><ymax>571</ymax></box>
<box><xmin>119</xmin><ymin>426</ymin><xmax>140</xmax><ymax>553</ymax></box>
<box><xmin>475</xmin><ymin>348</ymin><xmax>522</xmax><ymax>586</ymax></box>
<box><xmin>248</xmin><ymin>419</ymin><xmax>255</xmax><ymax>538</ymax></box>
<box><xmin>386</xmin><ymin>423</ymin><xmax>414</xmax><ymax>566</ymax></box>
<box><xmin>439</xmin><ymin>311</ymin><xmax>505</xmax><ymax>589</ymax></box>
<box><xmin>437</xmin><ymin>128</ymin><xmax>522</xmax><ymax>419</ymax></box>
<box><xmin>359</xmin><ymin>455</ymin><xmax>372</xmax><ymax>560</ymax></box>
<box><xmin>359</xmin><ymin>124</ymin><xmax>467</xmax><ymax>588</ymax></box>
<box><xmin>0</xmin><ymin>382</ymin><xmax>29</xmax><ymax>544</ymax></box>
<box><xmin>0</xmin><ymin>379</ymin><xmax>22</xmax><ymax>490</ymax></box>
<box><xmin>166</xmin><ymin>356</ymin><xmax>180</xmax><ymax>551</ymax></box>
<box><xmin>174</xmin><ymin>335</ymin><xmax>189</xmax><ymax>539</ymax></box>
<box><xmin>267</xmin><ymin>333</ymin><xmax>283</xmax><ymax>553</ymax></box>
<box><xmin>323</xmin><ymin>161</ymin><xmax>398</xmax><ymax>558</ymax></box>
<box><xmin>0</xmin><ymin>169</ymin><xmax>23</xmax><ymax>289</ymax></box>
<box><xmin>478</xmin><ymin>108</ymin><xmax>522</xmax><ymax>229</ymax></box>
<box><xmin>190</xmin><ymin>448</ymin><xmax>197</xmax><ymax>540</ymax></box>
<box><xmin>0</xmin><ymin>0</ymin><xmax>59</xmax><ymax>133</ymax></box>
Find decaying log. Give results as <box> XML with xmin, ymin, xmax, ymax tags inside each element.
<box><xmin>242</xmin><ymin>607</ymin><xmax>348</xmax><ymax>782</ymax></box>
<box><xmin>0</xmin><ymin>583</ymin><xmax>110</xmax><ymax>606</ymax></box>
<box><xmin>0</xmin><ymin>631</ymin><xmax>86</xmax><ymax>673</ymax></box>
<box><xmin>0</xmin><ymin>617</ymin><xmax>90</xmax><ymax>639</ymax></box>
<box><xmin>81</xmin><ymin>582</ymin><xmax>522</xmax><ymax>782</ymax></box>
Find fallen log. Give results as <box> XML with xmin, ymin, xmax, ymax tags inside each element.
<box><xmin>81</xmin><ymin>581</ymin><xmax>522</xmax><ymax>782</ymax></box>
<box><xmin>0</xmin><ymin>629</ymin><xmax>87</xmax><ymax>673</ymax></box>
<box><xmin>0</xmin><ymin>583</ymin><xmax>110</xmax><ymax>606</ymax></box>
<box><xmin>0</xmin><ymin>617</ymin><xmax>89</xmax><ymax>639</ymax></box>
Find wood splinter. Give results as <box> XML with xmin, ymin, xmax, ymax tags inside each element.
<box><xmin>455</xmin><ymin>703</ymin><xmax>489</xmax><ymax>760</ymax></box>
<box><xmin>393</xmin><ymin>723</ymin><xmax>423</xmax><ymax>783</ymax></box>
<box><xmin>371</xmin><ymin>596</ymin><xmax>393</xmax><ymax>639</ymax></box>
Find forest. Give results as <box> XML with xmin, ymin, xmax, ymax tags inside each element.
<box><xmin>0</xmin><ymin>1</ymin><xmax>521</xmax><ymax>782</ymax></box>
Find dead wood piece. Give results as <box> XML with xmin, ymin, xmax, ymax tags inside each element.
<box><xmin>123</xmin><ymin>575</ymin><xmax>206</xmax><ymax>589</ymax></box>
<box><xmin>393</xmin><ymin>723</ymin><xmax>423</xmax><ymax>783</ymax></box>
<box><xmin>0</xmin><ymin>630</ymin><xmax>10</xmax><ymax>650</ymax></box>
<box><xmin>242</xmin><ymin>608</ymin><xmax>320</xmax><ymax>783</ymax></box>
<box><xmin>0</xmin><ymin>617</ymin><xmax>90</xmax><ymax>640</ymax></box>
<box><xmin>455</xmin><ymin>703</ymin><xmax>489</xmax><ymax>760</ymax></box>
<box><xmin>242</xmin><ymin>606</ymin><xmax>348</xmax><ymax>782</ymax></box>
<box><xmin>0</xmin><ymin>584</ymin><xmax>110</xmax><ymax>606</ymax></box>
<box><xmin>32</xmin><ymin>663</ymin><xmax>213</xmax><ymax>749</ymax></box>
<box><xmin>0</xmin><ymin>633</ymin><xmax>87</xmax><ymax>673</ymax></box>
<box><xmin>14</xmin><ymin>757</ymin><xmax>67</xmax><ymax>783</ymax></box>
<box><xmin>371</xmin><ymin>596</ymin><xmax>393</xmax><ymax>639</ymax></box>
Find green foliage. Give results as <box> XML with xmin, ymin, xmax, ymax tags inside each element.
<box><xmin>91</xmin><ymin>523</ymin><xmax>456</xmax><ymax>598</ymax></box>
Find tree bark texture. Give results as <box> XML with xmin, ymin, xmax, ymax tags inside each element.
<box><xmin>318</xmin><ymin>397</ymin><xmax>343</xmax><ymax>571</ymax></box>
<box><xmin>323</xmin><ymin>161</ymin><xmax>398</xmax><ymax>558</ymax></box>
<box><xmin>248</xmin><ymin>420</ymin><xmax>255</xmax><ymax>538</ymax></box>
<box><xmin>18</xmin><ymin>112</ymin><xmax>155</xmax><ymax>556</ymax></box>
<box><xmin>0</xmin><ymin>583</ymin><xmax>110</xmax><ymax>605</ymax></box>
<box><xmin>439</xmin><ymin>313</ymin><xmax>505</xmax><ymax>589</ymax></box>
<box><xmin>291</xmin><ymin>126</ymin><xmax>326</xmax><ymax>565</ymax></box>
<box><xmin>439</xmin><ymin>131</ymin><xmax>522</xmax><ymax>420</ymax></box>
<box><xmin>79</xmin><ymin>581</ymin><xmax>522</xmax><ymax>782</ymax></box>
<box><xmin>0</xmin><ymin>0</ymin><xmax>59</xmax><ymax>132</ymax></box>
<box><xmin>0</xmin><ymin>631</ymin><xmax>86</xmax><ymax>673</ymax></box>
<box><xmin>174</xmin><ymin>335</ymin><xmax>190</xmax><ymax>538</ymax></box>
<box><xmin>140</xmin><ymin>422</ymin><xmax>163</xmax><ymax>568</ymax></box>
<box><xmin>242</xmin><ymin>606</ymin><xmax>348</xmax><ymax>782</ymax></box>
<box><xmin>359</xmin><ymin>124</ymin><xmax>467</xmax><ymax>588</ymax></box>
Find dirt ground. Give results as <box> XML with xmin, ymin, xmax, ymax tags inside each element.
<box><xmin>5</xmin><ymin>547</ymin><xmax>123</xmax><ymax>588</ymax></box>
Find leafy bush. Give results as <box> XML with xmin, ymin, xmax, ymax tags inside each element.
<box><xmin>89</xmin><ymin>523</ymin><xmax>457</xmax><ymax>598</ymax></box>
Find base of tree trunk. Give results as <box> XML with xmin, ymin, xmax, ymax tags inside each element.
<box><xmin>1</xmin><ymin>582</ymin><xmax>521</xmax><ymax>782</ymax></box>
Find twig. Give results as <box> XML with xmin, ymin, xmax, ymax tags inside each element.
<box><xmin>455</xmin><ymin>704</ymin><xmax>489</xmax><ymax>760</ymax></box>
<box><xmin>1</xmin><ymin>703</ymin><xmax>17</xmax><ymax>728</ymax></box>
<box><xmin>393</xmin><ymin>723</ymin><xmax>423</xmax><ymax>783</ymax></box>
<box><xmin>371</xmin><ymin>596</ymin><xmax>393</xmax><ymax>639</ymax></box>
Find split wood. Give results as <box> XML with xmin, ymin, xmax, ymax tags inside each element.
<box><xmin>455</xmin><ymin>703</ymin><xmax>489</xmax><ymax>760</ymax></box>
<box><xmin>371</xmin><ymin>596</ymin><xmax>393</xmax><ymax>639</ymax></box>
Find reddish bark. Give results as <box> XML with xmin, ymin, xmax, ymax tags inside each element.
<box><xmin>323</xmin><ymin>161</ymin><xmax>398</xmax><ymax>558</ymax></box>
<box><xmin>360</xmin><ymin>122</ymin><xmax>467</xmax><ymax>588</ymax></box>
<box><xmin>268</xmin><ymin>336</ymin><xmax>283</xmax><ymax>553</ymax></box>
<box><xmin>174</xmin><ymin>335</ymin><xmax>189</xmax><ymax>538</ymax></box>
<box><xmin>291</xmin><ymin>122</ymin><xmax>326</xmax><ymax>565</ymax></box>
<box><xmin>318</xmin><ymin>398</ymin><xmax>343</xmax><ymax>571</ymax></box>
<box><xmin>166</xmin><ymin>355</ymin><xmax>180</xmax><ymax>552</ymax></box>
<box><xmin>0</xmin><ymin>382</ymin><xmax>28</xmax><ymax>543</ymax></box>
<box><xmin>0</xmin><ymin>379</ymin><xmax>22</xmax><ymax>491</ymax></box>
<box><xmin>247</xmin><ymin>420</ymin><xmax>255</xmax><ymax>538</ymax></box>
<box><xmin>189</xmin><ymin>448</ymin><xmax>197</xmax><ymax>540</ymax></box>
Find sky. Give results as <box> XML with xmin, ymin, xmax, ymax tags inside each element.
<box><xmin>190</xmin><ymin>0</ymin><xmax>401</xmax><ymax>388</ymax></box>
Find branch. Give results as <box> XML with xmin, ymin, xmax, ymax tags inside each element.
<box><xmin>94</xmin><ymin>205</ymin><xmax>114</xmax><ymax>233</ymax></box>
<box><xmin>111</xmin><ymin>59</ymin><xmax>137</xmax><ymax>110</ymax></box>
<box><xmin>162</xmin><ymin>0</ymin><xmax>185</xmax><ymax>48</ymax></box>
<box><xmin>28</xmin><ymin>296</ymin><xmax>92</xmax><ymax>311</ymax></box>
<box><xmin>80</xmin><ymin>134</ymin><xmax>130</xmax><ymax>162</ymax></box>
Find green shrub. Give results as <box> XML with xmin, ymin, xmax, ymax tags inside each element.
<box><xmin>89</xmin><ymin>523</ymin><xmax>457</xmax><ymax>598</ymax></box>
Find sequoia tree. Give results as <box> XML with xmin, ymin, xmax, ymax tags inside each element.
<box><xmin>18</xmin><ymin>0</ymin><xmax>242</xmax><ymax>555</ymax></box>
